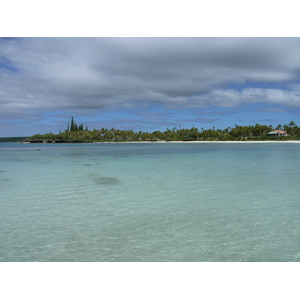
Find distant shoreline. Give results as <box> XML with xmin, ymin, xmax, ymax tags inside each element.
<box><xmin>19</xmin><ymin>139</ymin><xmax>300</xmax><ymax>144</ymax></box>
<box><xmin>93</xmin><ymin>140</ymin><xmax>300</xmax><ymax>144</ymax></box>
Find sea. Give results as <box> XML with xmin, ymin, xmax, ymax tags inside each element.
<box><xmin>0</xmin><ymin>142</ymin><xmax>299</xmax><ymax>262</ymax></box>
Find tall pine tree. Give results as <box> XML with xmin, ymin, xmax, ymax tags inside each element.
<box><xmin>70</xmin><ymin>117</ymin><xmax>75</xmax><ymax>131</ymax></box>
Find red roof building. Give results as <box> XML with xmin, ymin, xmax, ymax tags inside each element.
<box><xmin>267</xmin><ymin>130</ymin><xmax>288</xmax><ymax>136</ymax></box>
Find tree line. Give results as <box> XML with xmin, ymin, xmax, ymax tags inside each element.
<box><xmin>25</xmin><ymin>118</ymin><xmax>300</xmax><ymax>142</ymax></box>
<box><xmin>68</xmin><ymin>116</ymin><xmax>88</xmax><ymax>132</ymax></box>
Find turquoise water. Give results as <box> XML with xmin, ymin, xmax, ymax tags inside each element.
<box><xmin>0</xmin><ymin>142</ymin><xmax>299</xmax><ymax>261</ymax></box>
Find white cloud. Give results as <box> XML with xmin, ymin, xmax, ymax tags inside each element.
<box><xmin>186</xmin><ymin>87</ymin><xmax>300</xmax><ymax>109</ymax></box>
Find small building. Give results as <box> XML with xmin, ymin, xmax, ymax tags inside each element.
<box><xmin>267</xmin><ymin>130</ymin><xmax>288</xmax><ymax>137</ymax></box>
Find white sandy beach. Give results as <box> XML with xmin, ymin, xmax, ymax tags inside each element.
<box><xmin>117</xmin><ymin>140</ymin><xmax>300</xmax><ymax>144</ymax></box>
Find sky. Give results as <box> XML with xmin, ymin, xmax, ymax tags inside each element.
<box><xmin>1</xmin><ymin>37</ymin><xmax>300</xmax><ymax>137</ymax></box>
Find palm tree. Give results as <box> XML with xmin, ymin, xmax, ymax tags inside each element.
<box><xmin>288</xmin><ymin>121</ymin><xmax>296</xmax><ymax>135</ymax></box>
<box><xmin>289</xmin><ymin>121</ymin><xmax>296</xmax><ymax>127</ymax></box>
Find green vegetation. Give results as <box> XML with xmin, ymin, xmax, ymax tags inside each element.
<box><xmin>23</xmin><ymin>117</ymin><xmax>300</xmax><ymax>143</ymax></box>
<box><xmin>0</xmin><ymin>137</ymin><xmax>28</xmax><ymax>142</ymax></box>
<box><xmin>68</xmin><ymin>116</ymin><xmax>88</xmax><ymax>132</ymax></box>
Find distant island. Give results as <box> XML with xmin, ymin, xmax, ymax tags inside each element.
<box><xmin>19</xmin><ymin>117</ymin><xmax>300</xmax><ymax>143</ymax></box>
<box><xmin>0</xmin><ymin>137</ymin><xmax>28</xmax><ymax>143</ymax></box>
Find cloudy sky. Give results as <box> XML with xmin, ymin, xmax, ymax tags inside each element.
<box><xmin>1</xmin><ymin>37</ymin><xmax>300</xmax><ymax>137</ymax></box>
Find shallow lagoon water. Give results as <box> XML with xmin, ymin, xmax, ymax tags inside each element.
<box><xmin>0</xmin><ymin>142</ymin><xmax>299</xmax><ymax>261</ymax></box>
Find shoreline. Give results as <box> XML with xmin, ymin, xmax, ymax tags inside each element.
<box><xmin>20</xmin><ymin>140</ymin><xmax>300</xmax><ymax>144</ymax></box>
<box><xmin>96</xmin><ymin>140</ymin><xmax>300</xmax><ymax>144</ymax></box>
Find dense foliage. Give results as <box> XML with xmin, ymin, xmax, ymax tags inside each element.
<box><xmin>24</xmin><ymin>118</ymin><xmax>300</xmax><ymax>142</ymax></box>
<box><xmin>0</xmin><ymin>137</ymin><xmax>27</xmax><ymax>142</ymax></box>
<box><xmin>68</xmin><ymin>116</ymin><xmax>88</xmax><ymax>132</ymax></box>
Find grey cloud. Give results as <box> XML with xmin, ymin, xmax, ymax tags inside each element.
<box><xmin>1</xmin><ymin>37</ymin><xmax>300</xmax><ymax>120</ymax></box>
<box><xmin>188</xmin><ymin>88</ymin><xmax>300</xmax><ymax>109</ymax></box>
